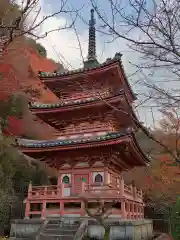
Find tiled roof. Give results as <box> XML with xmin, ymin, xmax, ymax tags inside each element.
<box><xmin>29</xmin><ymin>90</ymin><xmax>124</xmax><ymax>109</ymax></box>
<box><xmin>38</xmin><ymin>53</ymin><xmax>123</xmax><ymax>78</ymax></box>
<box><xmin>16</xmin><ymin>129</ymin><xmax>130</xmax><ymax>148</ymax></box>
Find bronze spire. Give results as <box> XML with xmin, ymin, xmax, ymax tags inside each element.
<box><xmin>84</xmin><ymin>9</ymin><xmax>99</xmax><ymax>68</ymax></box>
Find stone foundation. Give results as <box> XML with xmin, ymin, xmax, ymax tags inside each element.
<box><xmin>9</xmin><ymin>219</ymin><xmax>43</xmax><ymax>239</ymax></box>
<box><xmin>9</xmin><ymin>218</ymin><xmax>153</xmax><ymax>240</ymax></box>
<box><xmin>88</xmin><ymin>219</ymin><xmax>153</xmax><ymax>240</ymax></box>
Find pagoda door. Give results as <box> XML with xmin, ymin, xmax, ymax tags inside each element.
<box><xmin>74</xmin><ymin>174</ymin><xmax>89</xmax><ymax>194</ymax></box>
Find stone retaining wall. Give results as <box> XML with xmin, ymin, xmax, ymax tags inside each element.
<box><xmin>9</xmin><ymin>218</ymin><xmax>153</xmax><ymax>240</ymax></box>
<box><xmin>88</xmin><ymin>219</ymin><xmax>153</xmax><ymax>240</ymax></box>
<box><xmin>10</xmin><ymin>219</ymin><xmax>43</xmax><ymax>239</ymax></box>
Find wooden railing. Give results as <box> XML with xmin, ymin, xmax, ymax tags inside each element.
<box><xmin>59</xmin><ymin>90</ymin><xmax>113</xmax><ymax>103</ymax></box>
<box><xmin>27</xmin><ymin>181</ymin><xmax>143</xmax><ymax>201</ymax></box>
<box><xmin>136</xmin><ymin>189</ymin><xmax>143</xmax><ymax>198</ymax></box>
<box><xmin>55</xmin><ymin>124</ymin><xmax>119</xmax><ymax>138</ymax></box>
<box><xmin>124</xmin><ymin>184</ymin><xmax>133</xmax><ymax>194</ymax></box>
<box><xmin>89</xmin><ymin>185</ymin><xmax>119</xmax><ymax>197</ymax></box>
<box><xmin>29</xmin><ymin>185</ymin><xmax>68</xmax><ymax>198</ymax></box>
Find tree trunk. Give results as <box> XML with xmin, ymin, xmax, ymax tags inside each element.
<box><xmin>104</xmin><ymin>226</ymin><xmax>110</xmax><ymax>240</ymax></box>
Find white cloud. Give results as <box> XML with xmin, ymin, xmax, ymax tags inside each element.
<box><xmin>15</xmin><ymin>0</ymin><xmax>138</xmax><ymax>71</ymax></box>
<box><xmin>35</xmin><ymin>1</ymin><xmax>158</xmax><ymax>126</ymax></box>
<box><xmin>15</xmin><ymin>0</ymin><xmax>159</xmax><ymax>126</ymax></box>
<box><xmin>31</xmin><ymin>1</ymin><xmax>135</xmax><ymax>70</ymax></box>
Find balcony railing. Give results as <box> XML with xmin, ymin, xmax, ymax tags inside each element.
<box><xmin>56</xmin><ymin>125</ymin><xmax>118</xmax><ymax>139</ymax></box>
<box><xmin>29</xmin><ymin>89</ymin><xmax>124</xmax><ymax>109</ymax></box>
<box><xmin>27</xmin><ymin>180</ymin><xmax>143</xmax><ymax>202</ymax></box>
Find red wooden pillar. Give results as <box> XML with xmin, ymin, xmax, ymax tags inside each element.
<box><xmin>104</xmin><ymin>168</ymin><xmax>108</xmax><ymax>184</ymax></box>
<box><xmin>117</xmin><ymin>179</ymin><xmax>120</xmax><ymax>196</ymax></box>
<box><xmin>127</xmin><ymin>202</ymin><xmax>130</xmax><ymax>219</ymax></box>
<box><xmin>60</xmin><ymin>183</ymin><xmax>65</xmax><ymax>197</ymax></box>
<box><xmin>41</xmin><ymin>187</ymin><xmax>47</xmax><ymax>219</ymax></box>
<box><xmin>89</xmin><ymin>171</ymin><xmax>93</xmax><ymax>185</ymax></box>
<box><xmin>80</xmin><ymin>181</ymin><xmax>86</xmax><ymax>216</ymax></box>
<box><xmin>121</xmin><ymin>200</ymin><xmax>126</xmax><ymax>219</ymax></box>
<box><xmin>133</xmin><ymin>185</ymin><xmax>137</xmax><ymax>200</ymax></box>
<box><xmin>60</xmin><ymin>200</ymin><xmax>64</xmax><ymax>216</ymax></box>
<box><xmin>81</xmin><ymin>201</ymin><xmax>85</xmax><ymax>216</ymax></box>
<box><xmin>120</xmin><ymin>177</ymin><xmax>124</xmax><ymax>196</ymax></box>
<box><xmin>25</xmin><ymin>200</ymin><xmax>30</xmax><ymax>219</ymax></box>
<box><xmin>137</xmin><ymin>204</ymin><xmax>139</xmax><ymax>219</ymax></box>
<box><xmin>132</xmin><ymin>203</ymin><xmax>134</xmax><ymax>219</ymax></box>
<box><xmin>41</xmin><ymin>201</ymin><xmax>46</xmax><ymax>220</ymax></box>
<box><xmin>57</xmin><ymin>172</ymin><xmax>61</xmax><ymax>186</ymax></box>
<box><xmin>28</xmin><ymin>181</ymin><xmax>32</xmax><ymax>198</ymax></box>
<box><xmin>71</xmin><ymin>173</ymin><xmax>75</xmax><ymax>195</ymax></box>
<box><xmin>25</xmin><ymin>182</ymin><xmax>32</xmax><ymax>219</ymax></box>
<box><xmin>81</xmin><ymin>181</ymin><xmax>86</xmax><ymax>194</ymax></box>
<box><xmin>142</xmin><ymin>204</ymin><xmax>144</xmax><ymax>218</ymax></box>
<box><xmin>135</xmin><ymin>204</ymin><xmax>138</xmax><ymax>219</ymax></box>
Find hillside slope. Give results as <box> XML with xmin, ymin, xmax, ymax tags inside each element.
<box><xmin>0</xmin><ymin>37</ymin><xmax>61</xmax><ymax>139</ymax></box>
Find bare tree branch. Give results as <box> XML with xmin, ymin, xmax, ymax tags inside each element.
<box><xmin>0</xmin><ymin>0</ymin><xmax>80</xmax><ymax>48</ymax></box>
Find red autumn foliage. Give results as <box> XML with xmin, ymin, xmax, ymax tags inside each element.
<box><xmin>123</xmin><ymin>108</ymin><xmax>180</xmax><ymax>206</ymax></box>
<box><xmin>0</xmin><ymin>37</ymin><xmax>60</xmax><ymax>139</ymax></box>
<box><xmin>123</xmin><ymin>155</ymin><xmax>180</xmax><ymax>206</ymax></box>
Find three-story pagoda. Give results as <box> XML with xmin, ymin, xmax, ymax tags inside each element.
<box><xmin>17</xmin><ymin>9</ymin><xmax>149</xmax><ymax>220</ymax></box>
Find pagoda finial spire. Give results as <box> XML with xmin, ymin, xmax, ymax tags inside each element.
<box><xmin>84</xmin><ymin>9</ymin><xmax>99</xmax><ymax>68</ymax></box>
<box><xmin>88</xmin><ymin>9</ymin><xmax>96</xmax><ymax>60</ymax></box>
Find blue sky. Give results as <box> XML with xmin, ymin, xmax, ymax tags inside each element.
<box><xmin>34</xmin><ymin>0</ymin><xmax>164</xmax><ymax>126</ymax></box>
<box><xmin>40</xmin><ymin>0</ymin><xmax>137</xmax><ymax>71</ymax></box>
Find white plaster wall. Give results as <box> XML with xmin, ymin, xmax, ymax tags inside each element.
<box><xmin>69</xmin><ymin>135</ymin><xmax>80</xmax><ymax>139</ymax></box>
<box><xmin>96</xmin><ymin>131</ymin><xmax>108</xmax><ymax>136</ymax></box>
<box><xmin>83</xmin><ymin>133</ymin><xmax>93</xmax><ymax>137</ymax></box>
<box><xmin>107</xmin><ymin>173</ymin><xmax>111</xmax><ymax>184</ymax></box>
<box><xmin>63</xmin><ymin>188</ymin><xmax>71</xmax><ymax>197</ymax></box>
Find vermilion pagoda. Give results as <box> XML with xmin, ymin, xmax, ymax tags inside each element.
<box><xmin>17</xmin><ymin>9</ymin><xmax>149</xmax><ymax>220</ymax></box>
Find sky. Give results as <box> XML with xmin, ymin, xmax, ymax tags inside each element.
<box><xmin>16</xmin><ymin>0</ymin><xmax>165</xmax><ymax>127</ymax></box>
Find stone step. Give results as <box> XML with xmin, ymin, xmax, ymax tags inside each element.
<box><xmin>46</xmin><ymin>224</ymin><xmax>80</xmax><ymax>230</ymax></box>
<box><xmin>39</xmin><ymin>235</ymin><xmax>73</xmax><ymax>240</ymax></box>
<box><xmin>9</xmin><ymin>238</ymin><xmax>31</xmax><ymax>240</ymax></box>
<box><xmin>44</xmin><ymin>228</ymin><xmax>78</xmax><ymax>235</ymax></box>
<box><xmin>47</xmin><ymin>219</ymin><xmax>81</xmax><ymax>224</ymax></box>
<box><xmin>47</xmin><ymin>220</ymin><xmax>62</xmax><ymax>224</ymax></box>
<box><xmin>40</xmin><ymin>233</ymin><xmax>74</xmax><ymax>240</ymax></box>
<box><xmin>38</xmin><ymin>219</ymin><xmax>80</xmax><ymax>240</ymax></box>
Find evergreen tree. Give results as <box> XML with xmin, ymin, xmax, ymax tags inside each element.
<box><xmin>171</xmin><ymin>197</ymin><xmax>180</xmax><ymax>239</ymax></box>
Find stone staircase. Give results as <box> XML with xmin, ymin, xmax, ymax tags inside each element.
<box><xmin>38</xmin><ymin>218</ymin><xmax>81</xmax><ymax>240</ymax></box>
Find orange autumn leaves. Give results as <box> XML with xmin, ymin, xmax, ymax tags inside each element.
<box><xmin>146</xmin><ymin>108</ymin><xmax>180</xmax><ymax>203</ymax></box>
<box><xmin>145</xmin><ymin>155</ymin><xmax>180</xmax><ymax>203</ymax></box>
<box><xmin>124</xmin><ymin>108</ymin><xmax>180</xmax><ymax>204</ymax></box>
<box><xmin>0</xmin><ymin>37</ymin><xmax>59</xmax><ymax>139</ymax></box>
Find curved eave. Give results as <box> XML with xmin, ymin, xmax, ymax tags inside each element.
<box><xmin>18</xmin><ymin>134</ymin><xmax>148</xmax><ymax>169</ymax></box>
<box><xmin>29</xmin><ymin>92</ymin><xmax>124</xmax><ymax>114</ymax></box>
<box><xmin>18</xmin><ymin>135</ymin><xmax>130</xmax><ymax>153</ymax></box>
<box><xmin>39</xmin><ymin>60</ymin><xmax>136</xmax><ymax>102</ymax></box>
<box><xmin>130</xmin><ymin>133</ymin><xmax>150</xmax><ymax>165</ymax></box>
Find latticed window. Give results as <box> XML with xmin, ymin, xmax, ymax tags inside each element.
<box><xmin>62</xmin><ymin>175</ymin><xmax>70</xmax><ymax>184</ymax></box>
<box><xmin>81</xmin><ymin>177</ymin><xmax>86</xmax><ymax>182</ymax></box>
<box><xmin>94</xmin><ymin>174</ymin><xmax>103</xmax><ymax>183</ymax></box>
<box><xmin>78</xmin><ymin>177</ymin><xmax>86</xmax><ymax>182</ymax></box>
